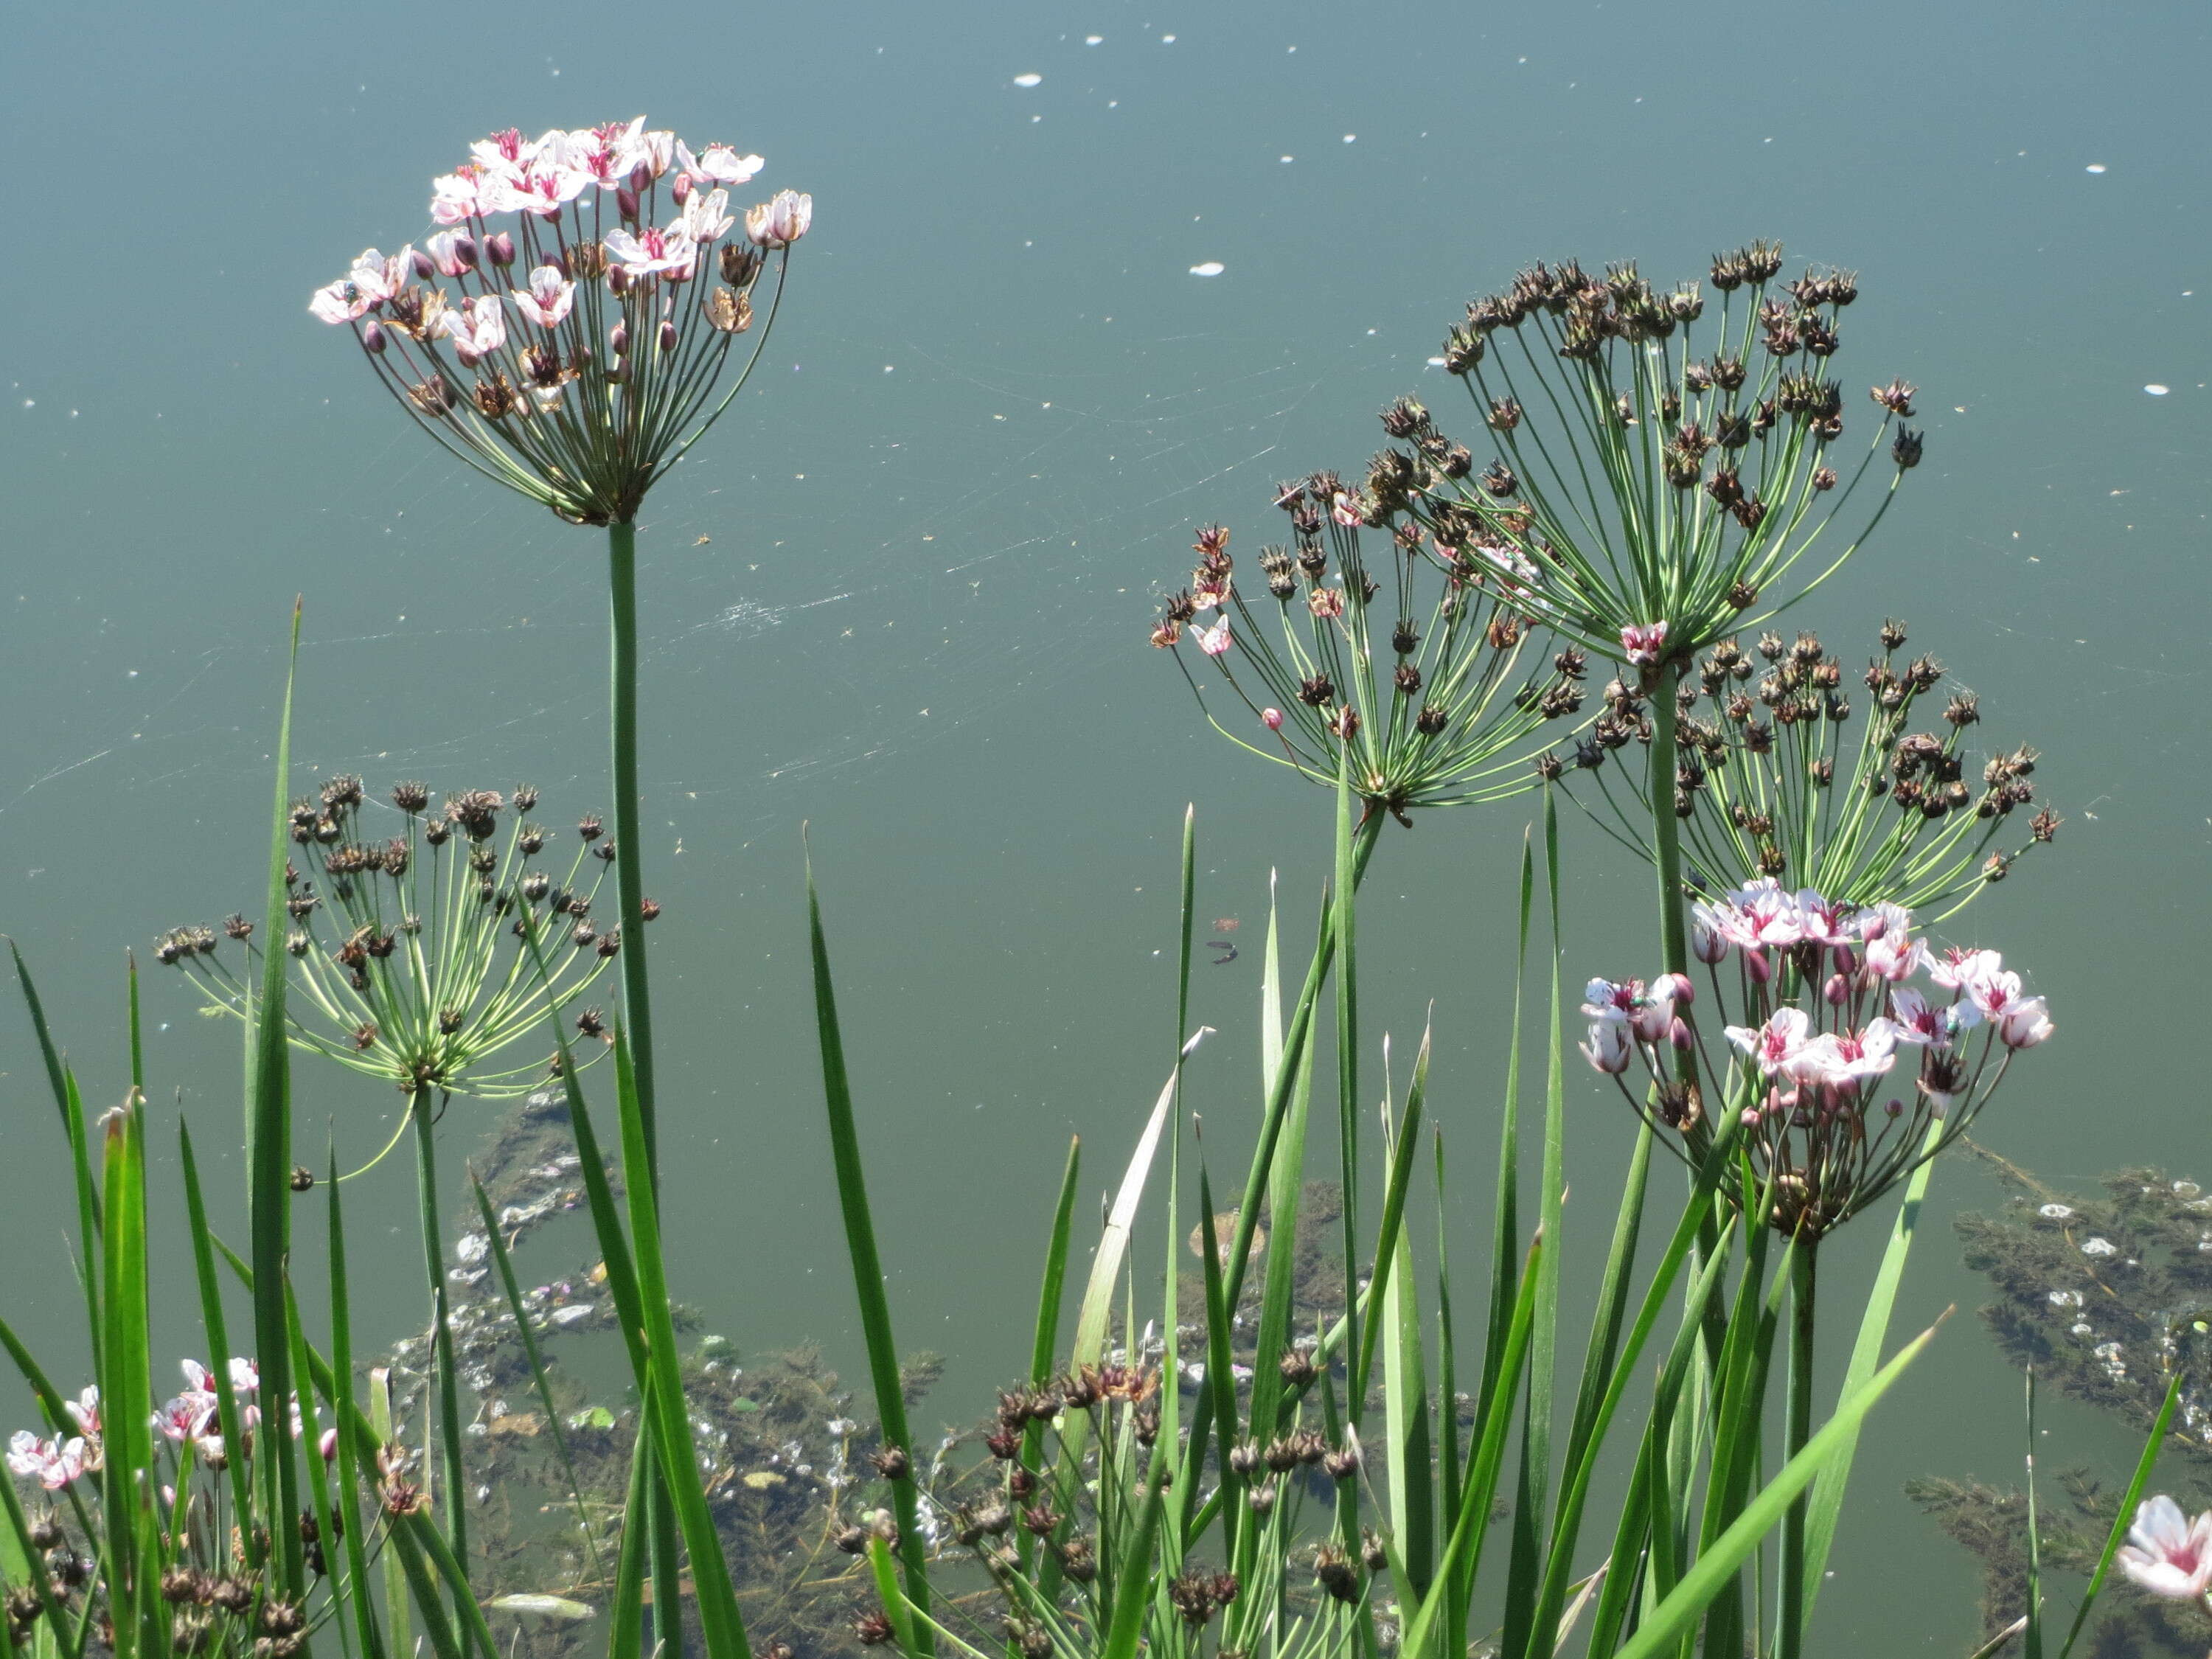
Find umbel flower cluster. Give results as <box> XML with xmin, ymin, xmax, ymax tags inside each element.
<box><xmin>1397</xmin><ymin>243</ymin><xmax>1925</xmax><ymax>666</ymax></box>
<box><xmin>310</xmin><ymin>118</ymin><xmax>810</xmax><ymax>524</ymax></box>
<box><xmin>1582</xmin><ymin>878</ymin><xmax>2053</xmax><ymax>1237</ymax></box>
<box><xmin>1150</xmin><ymin>497</ymin><xmax>1586</xmax><ymax>824</ymax></box>
<box><xmin>158</xmin><ymin>777</ymin><xmax>639</xmax><ymax>1100</ymax></box>
<box><xmin>1557</xmin><ymin>620</ymin><xmax>2059</xmax><ymax>915</ymax></box>
<box><xmin>7</xmin><ymin>1361</ymin><xmax>336</xmax><ymax>1492</ymax></box>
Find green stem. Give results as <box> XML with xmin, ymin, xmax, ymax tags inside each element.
<box><xmin>1780</xmin><ymin>1241</ymin><xmax>1818</xmax><ymax>1659</ymax></box>
<box><xmin>608</xmin><ymin>517</ymin><xmax>658</xmax><ymax>1179</ymax></box>
<box><xmin>412</xmin><ymin>1094</ymin><xmax>471</xmax><ymax>1655</ymax></box>
<box><xmin>608</xmin><ymin>517</ymin><xmax>684</xmax><ymax>1658</ymax></box>
<box><xmin>1646</xmin><ymin>657</ymin><xmax>1692</xmax><ymax>1020</ymax></box>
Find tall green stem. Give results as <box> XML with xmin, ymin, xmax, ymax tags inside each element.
<box><xmin>607</xmin><ymin>518</ymin><xmax>684</xmax><ymax>1658</ymax></box>
<box><xmin>1646</xmin><ymin>658</ymin><xmax>1692</xmax><ymax>1023</ymax></box>
<box><xmin>1780</xmin><ymin>1241</ymin><xmax>1818</xmax><ymax>1659</ymax></box>
<box><xmin>608</xmin><ymin>518</ymin><xmax>658</xmax><ymax>1179</ymax></box>
<box><xmin>413</xmin><ymin>1093</ymin><xmax>472</xmax><ymax>1655</ymax></box>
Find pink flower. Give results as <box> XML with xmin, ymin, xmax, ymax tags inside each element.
<box><xmin>1997</xmin><ymin>997</ymin><xmax>2053</xmax><ymax>1049</ymax></box>
<box><xmin>1717</xmin><ymin>879</ymin><xmax>1804</xmax><ymax>949</ymax></box>
<box><xmin>1966</xmin><ymin>967</ymin><xmax>2032</xmax><ymax>1023</ymax></box>
<box><xmin>429</xmin><ymin>165</ymin><xmax>491</xmax><ymax>224</ymax></box>
<box><xmin>1795</xmin><ymin>1020</ymin><xmax>1902</xmax><ymax>1086</ymax></box>
<box><xmin>1690</xmin><ymin>905</ymin><xmax>1732</xmax><ymax>964</ymax></box>
<box><xmin>512</xmin><ymin>265</ymin><xmax>577</xmax><ymax>330</ymax></box>
<box><xmin>1888</xmin><ymin>987</ymin><xmax>1977</xmax><ymax>1047</ymax></box>
<box><xmin>308</xmin><ymin>247</ymin><xmax>408</xmax><ymax>324</ymax></box>
<box><xmin>154</xmin><ymin>1385</ymin><xmax>217</xmax><ymax>1444</ymax></box>
<box><xmin>745</xmin><ymin>189</ymin><xmax>813</xmax><ymax>248</ymax></box>
<box><xmin>1261</xmin><ymin>708</ymin><xmax>1284</xmax><ymax>731</ymax></box>
<box><xmin>1863</xmin><ymin>928</ymin><xmax>1928</xmax><ymax>983</ymax></box>
<box><xmin>1580</xmin><ymin>1021</ymin><xmax>1633</xmax><ymax>1075</ymax></box>
<box><xmin>678</xmin><ymin>142</ymin><xmax>765</xmax><ymax>185</ymax></box>
<box><xmin>1582</xmin><ymin>978</ymin><xmax>1646</xmax><ymax>1023</ymax></box>
<box><xmin>1620</xmin><ymin>622</ymin><xmax>1669</xmax><ymax>667</ymax></box>
<box><xmin>424</xmin><ymin>231</ymin><xmax>476</xmax><ymax>278</ymax></box>
<box><xmin>679</xmin><ymin>187</ymin><xmax>735</xmax><ymax>244</ymax></box>
<box><xmin>1792</xmin><ymin>889</ymin><xmax>1851</xmax><ymax>947</ymax></box>
<box><xmin>2117</xmin><ymin>1496</ymin><xmax>2212</xmax><ymax>1600</ymax></box>
<box><xmin>63</xmin><ymin>1386</ymin><xmax>100</xmax><ymax>1439</ymax></box>
<box><xmin>604</xmin><ymin>223</ymin><xmax>698</xmax><ymax>277</ymax></box>
<box><xmin>7</xmin><ymin>1433</ymin><xmax>88</xmax><ymax>1490</ymax></box>
<box><xmin>1928</xmin><ymin>947</ymin><xmax>2002</xmax><ymax>993</ymax></box>
<box><xmin>1308</xmin><ymin>586</ymin><xmax>1346</xmax><ymax>620</ymax></box>
<box><xmin>1196</xmin><ymin>620</ymin><xmax>1233</xmax><ymax>657</ymax></box>
<box><xmin>437</xmin><ymin>294</ymin><xmax>508</xmax><ymax>366</ymax></box>
<box><xmin>1857</xmin><ymin>902</ymin><xmax>1912</xmax><ymax>944</ymax></box>
<box><xmin>1329</xmin><ymin>492</ymin><xmax>1364</xmax><ymax>529</ymax></box>
<box><xmin>488</xmin><ymin>159</ymin><xmax>592</xmax><ymax>218</ymax></box>
<box><xmin>1725</xmin><ymin>1007</ymin><xmax>1813</xmax><ymax>1077</ymax></box>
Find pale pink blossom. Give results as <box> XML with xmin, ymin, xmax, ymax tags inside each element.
<box><xmin>63</xmin><ymin>1385</ymin><xmax>100</xmax><ymax>1439</ymax></box>
<box><xmin>1582</xmin><ymin>978</ymin><xmax>1646</xmax><ymax>1023</ymax></box>
<box><xmin>1580</xmin><ymin>1021</ymin><xmax>1633</xmax><ymax>1075</ymax></box>
<box><xmin>1792</xmin><ymin>889</ymin><xmax>1851</xmax><ymax>947</ymax></box>
<box><xmin>308</xmin><ymin>247</ymin><xmax>408</xmax><ymax>324</ymax></box>
<box><xmin>1689</xmin><ymin>905</ymin><xmax>1731</xmax><ymax>964</ymax></box>
<box><xmin>1189</xmin><ymin>582</ymin><xmax>1228</xmax><ymax>613</ymax></box>
<box><xmin>678</xmin><ymin>142</ymin><xmax>765</xmax><ymax>185</ymax></box>
<box><xmin>1717</xmin><ymin>879</ymin><xmax>1804</xmax><ymax>949</ymax></box>
<box><xmin>1928</xmin><ymin>947</ymin><xmax>2002</xmax><ymax>993</ymax></box>
<box><xmin>604</xmin><ymin>223</ymin><xmax>698</xmax><ymax>277</ymax></box>
<box><xmin>1857</xmin><ymin>901</ymin><xmax>1913</xmax><ymax>944</ymax></box>
<box><xmin>437</xmin><ymin>294</ymin><xmax>507</xmax><ymax>366</ymax></box>
<box><xmin>1997</xmin><ymin>997</ymin><xmax>2053</xmax><ymax>1049</ymax></box>
<box><xmin>425</xmin><ymin>231</ymin><xmax>476</xmax><ymax>277</ymax></box>
<box><xmin>1966</xmin><ymin>967</ymin><xmax>2031</xmax><ymax>1023</ymax></box>
<box><xmin>1654</xmin><ymin>973</ymin><xmax>1695</xmax><ymax>1008</ymax></box>
<box><xmin>512</xmin><ymin>265</ymin><xmax>577</xmax><ymax>330</ymax></box>
<box><xmin>623</xmin><ymin>127</ymin><xmax>677</xmax><ymax>179</ymax></box>
<box><xmin>1863</xmin><ymin>928</ymin><xmax>1928</xmax><ymax>983</ymax></box>
<box><xmin>679</xmin><ymin>187</ymin><xmax>735</xmax><ymax>244</ymax></box>
<box><xmin>1329</xmin><ymin>491</ymin><xmax>1364</xmax><ymax>529</ymax></box>
<box><xmin>1794</xmin><ymin>1020</ymin><xmax>1902</xmax><ymax>1086</ymax></box>
<box><xmin>154</xmin><ymin>1381</ymin><xmax>217</xmax><ymax>1444</ymax></box>
<box><xmin>1619</xmin><ymin>622</ymin><xmax>1669</xmax><ymax>667</ymax></box>
<box><xmin>7</xmin><ymin>1433</ymin><xmax>88</xmax><ymax>1489</ymax></box>
<box><xmin>1261</xmin><ymin>708</ymin><xmax>1284</xmax><ymax>731</ymax></box>
<box><xmin>2116</xmin><ymin>1496</ymin><xmax>2212</xmax><ymax>1601</ymax></box>
<box><xmin>563</xmin><ymin>121</ymin><xmax>642</xmax><ymax>190</ymax></box>
<box><xmin>469</xmin><ymin>128</ymin><xmax>536</xmax><ymax>172</ymax></box>
<box><xmin>1888</xmin><ymin>987</ymin><xmax>1978</xmax><ymax>1047</ymax></box>
<box><xmin>488</xmin><ymin>160</ymin><xmax>591</xmax><ymax>218</ymax></box>
<box><xmin>745</xmin><ymin>189</ymin><xmax>813</xmax><ymax>248</ymax></box>
<box><xmin>1196</xmin><ymin>619</ymin><xmax>1233</xmax><ymax>657</ymax></box>
<box><xmin>1725</xmin><ymin>1006</ymin><xmax>1814</xmax><ymax>1077</ymax></box>
<box><xmin>429</xmin><ymin>166</ymin><xmax>491</xmax><ymax>224</ymax></box>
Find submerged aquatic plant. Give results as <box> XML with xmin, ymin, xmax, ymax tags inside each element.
<box><xmin>1582</xmin><ymin>881</ymin><xmax>2053</xmax><ymax>1237</ymax></box>
<box><xmin>1555</xmin><ymin>620</ymin><xmax>2059</xmax><ymax>917</ymax></box>
<box><xmin>159</xmin><ymin>778</ymin><xmax>628</xmax><ymax>1102</ymax></box>
<box><xmin>1152</xmin><ymin>501</ymin><xmax>1584</xmax><ymax>825</ymax></box>
<box><xmin>309</xmin><ymin>119</ymin><xmax>804</xmax><ymax>528</ymax></box>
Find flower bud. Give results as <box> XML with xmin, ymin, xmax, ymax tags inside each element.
<box><xmin>453</xmin><ymin>235</ymin><xmax>479</xmax><ymax>272</ymax></box>
<box><xmin>1746</xmin><ymin>947</ymin><xmax>1772</xmax><ymax>985</ymax></box>
<box><xmin>1669</xmin><ymin>1016</ymin><xmax>1694</xmax><ymax>1051</ymax></box>
<box><xmin>1832</xmin><ymin>943</ymin><xmax>1858</xmax><ymax>976</ymax></box>
<box><xmin>411</xmin><ymin>249</ymin><xmax>434</xmax><ymax>280</ymax></box>
<box><xmin>672</xmin><ymin>172</ymin><xmax>693</xmax><ymax>204</ymax></box>
<box><xmin>1262</xmin><ymin>707</ymin><xmax>1284</xmax><ymax>731</ymax></box>
<box><xmin>361</xmin><ymin>321</ymin><xmax>387</xmax><ymax>355</ymax></box>
<box><xmin>630</xmin><ymin>160</ymin><xmax>655</xmax><ymax>193</ymax></box>
<box><xmin>1823</xmin><ymin>973</ymin><xmax>1848</xmax><ymax>1005</ymax></box>
<box><xmin>1655</xmin><ymin>972</ymin><xmax>1694</xmax><ymax>1006</ymax></box>
<box><xmin>616</xmin><ymin>186</ymin><xmax>640</xmax><ymax>222</ymax></box>
<box><xmin>658</xmin><ymin>320</ymin><xmax>678</xmax><ymax>352</ymax></box>
<box><xmin>486</xmin><ymin>232</ymin><xmax>516</xmax><ymax>268</ymax></box>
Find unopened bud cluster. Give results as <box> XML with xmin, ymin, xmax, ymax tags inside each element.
<box><xmin>159</xmin><ymin>776</ymin><xmax>655</xmax><ymax>1098</ymax></box>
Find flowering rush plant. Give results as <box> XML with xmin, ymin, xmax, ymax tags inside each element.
<box><xmin>1580</xmin><ymin>877</ymin><xmax>2053</xmax><ymax>1237</ymax></box>
<box><xmin>310</xmin><ymin>117</ymin><xmax>808</xmax><ymax>524</ymax></box>
<box><xmin>1152</xmin><ymin>490</ymin><xmax>1585</xmax><ymax>826</ymax></box>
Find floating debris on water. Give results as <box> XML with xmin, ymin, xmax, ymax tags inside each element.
<box><xmin>2086</xmin><ymin>163</ymin><xmax>2108</xmax><ymax>173</ymax></box>
<box><xmin>1190</xmin><ymin>261</ymin><xmax>1225</xmax><ymax>276</ymax></box>
<box><xmin>2146</xmin><ymin>383</ymin><xmax>2171</xmax><ymax>395</ymax></box>
<box><xmin>1013</xmin><ymin>72</ymin><xmax>1042</xmax><ymax>87</ymax></box>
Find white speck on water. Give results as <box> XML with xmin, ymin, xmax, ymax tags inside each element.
<box><xmin>1031</xmin><ymin>114</ymin><xmax>1043</xmax><ymax>122</ymax></box>
<box><xmin>1085</xmin><ymin>35</ymin><xmax>1102</xmax><ymax>45</ymax></box>
<box><xmin>1161</xmin><ymin>32</ymin><xmax>1176</xmax><ymax>42</ymax></box>
<box><xmin>2145</xmin><ymin>383</ymin><xmax>2170</xmax><ymax>395</ymax></box>
<box><xmin>1281</xmin><ymin>155</ymin><xmax>1293</xmax><ymax>163</ymax></box>
<box><xmin>1426</xmin><ymin>356</ymin><xmax>1447</xmax><ymax>368</ymax></box>
<box><xmin>883</xmin><ymin>365</ymin><xmax>894</xmax><ymax>374</ymax></box>
<box><xmin>2085</xmin><ymin>163</ymin><xmax>2107</xmax><ymax>173</ymax></box>
<box><xmin>1190</xmin><ymin>261</ymin><xmax>1225</xmax><ymax>277</ymax></box>
<box><xmin>1342</xmin><ymin>133</ymin><xmax>1356</xmax><ymax>143</ymax></box>
<box><xmin>1014</xmin><ymin>72</ymin><xmax>1043</xmax><ymax>87</ymax></box>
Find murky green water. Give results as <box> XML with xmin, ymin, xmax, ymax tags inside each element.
<box><xmin>5</xmin><ymin>1</ymin><xmax>2208</xmax><ymax>1650</ymax></box>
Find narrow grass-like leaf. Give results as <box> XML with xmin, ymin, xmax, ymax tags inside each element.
<box><xmin>2023</xmin><ymin>1368</ymin><xmax>2044</xmax><ymax>1659</ymax></box>
<box><xmin>327</xmin><ymin>1150</ymin><xmax>389</xmax><ymax>1659</ymax></box>
<box><xmin>1353</xmin><ymin>1027</ymin><xmax>1431</xmax><ymax>1407</ymax></box>
<box><xmin>610</xmin><ymin>1026</ymin><xmax>756</xmax><ymax>1659</ymax></box>
<box><xmin>1332</xmin><ymin>747</ymin><xmax>1363</xmax><ymax>1416</ymax></box>
<box><xmin>369</xmin><ymin>1369</ymin><xmax>413</xmax><ymax>1659</ymax></box>
<box><xmin>96</xmin><ymin>1096</ymin><xmax>153</xmax><ymax>1659</ymax></box>
<box><xmin>608</xmin><ymin>1424</ymin><xmax>650</xmax><ymax>1659</ymax></box>
<box><xmin>1607</xmin><ymin>1315</ymin><xmax>1945</xmax><ymax>1659</ymax></box>
<box><xmin>2059</xmin><ymin>1368</ymin><xmax>2183</xmax><ymax>1659</ymax></box>
<box><xmin>178</xmin><ymin>1122</ymin><xmax>260</xmax><ymax>1552</ymax></box>
<box><xmin>804</xmin><ymin>840</ymin><xmax>931</xmax><ymax>1652</ymax></box>
<box><xmin>1031</xmin><ymin>1138</ymin><xmax>1082</xmax><ymax>1386</ymax></box>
